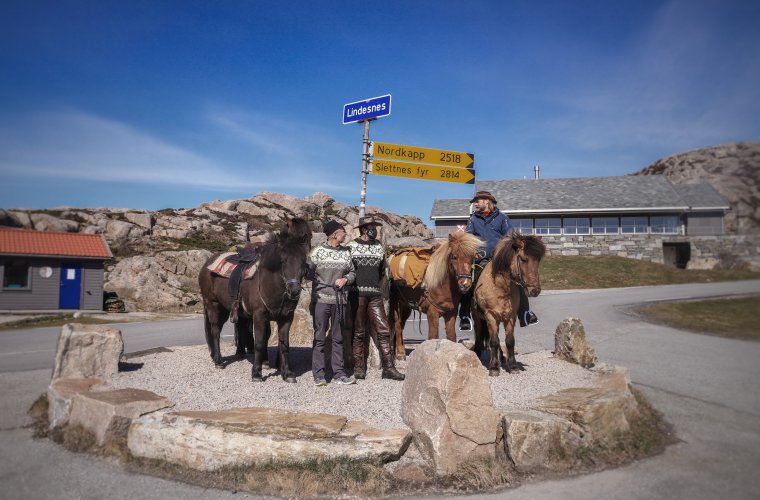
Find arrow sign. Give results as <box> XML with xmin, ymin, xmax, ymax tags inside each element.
<box><xmin>372</xmin><ymin>142</ymin><xmax>474</xmax><ymax>168</ymax></box>
<box><xmin>371</xmin><ymin>159</ymin><xmax>475</xmax><ymax>184</ymax></box>
<box><xmin>343</xmin><ymin>94</ymin><xmax>392</xmax><ymax>124</ymax></box>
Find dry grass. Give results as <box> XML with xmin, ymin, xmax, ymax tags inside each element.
<box><xmin>541</xmin><ymin>255</ymin><xmax>760</xmax><ymax>290</ymax></box>
<box><xmin>26</xmin><ymin>393</ymin><xmax>49</xmax><ymax>438</ymax></box>
<box><xmin>636</xmin><ymin>295</ymin><xmax>760</xmax><ymax>340</ymax></box>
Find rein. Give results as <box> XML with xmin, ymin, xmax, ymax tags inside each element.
<box><xmin>257</xmin><ymin>259</ymin><xmax>303</xmax><ymax>318</ymax></box>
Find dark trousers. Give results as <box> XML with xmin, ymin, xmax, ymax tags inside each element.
<box><xmin>352</xmin><ymin>295</ymin><xmax>394</xmax><ymax>369</ymax></box>
<box><xmin>312</xmin><ymin>302</ymin><xmax>347</xmax><ymax>380</ymax></box>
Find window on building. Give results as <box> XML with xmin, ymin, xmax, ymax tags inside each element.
<box><xmin>2</xmin><ymin>261</ymin><xmax>30</xmax><ymax>289</ymax></box>
<box><xmin>510</xmin><ymin>218</ymin><xmax>534</xmax><ymax>235</ymax></box>
<box><xmin>651</xmin><ymin>215</ymin><xmax>679</xmax><ymax>234</ymax></box>
<box><xmin>535</xmin><ymin>217</ymin><xmax>561</xmax><ymax>235</ymax></box>
<box><xmin>592</xmin><ymin>217</ymin><xmax>619</xmax><ymax>234</ymax></box>
<box><xmin>621</xmin><ymin>216</ymin><xmax>648</xmax><ymax>234</ymax></box>
<box><xmin>563</xmin><ymin>217</ymin><xmax>590</xmax><ymax>235</ymax></box>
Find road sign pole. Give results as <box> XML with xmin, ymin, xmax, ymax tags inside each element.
<box><xmin>359</xmin><ymin>119</ymin><xmax>370</xmax><ymax>218</ymax></box>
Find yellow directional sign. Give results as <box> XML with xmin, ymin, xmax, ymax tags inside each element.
<box><xmin>372</xmin><ymin>142</ymin><xmax>474</xmax><ymax>168</ymax></box>
<box><xmin>371</xmin><ymin>159</ymin><xmax>475</xmax><ymax>184</ymax></box>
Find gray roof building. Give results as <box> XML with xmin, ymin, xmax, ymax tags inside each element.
<box><xmin>430</xmin><ymin>176</ymin><xmax>729</xmax><ymax>220</ymax></box>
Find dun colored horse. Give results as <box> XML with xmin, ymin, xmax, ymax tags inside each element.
<box><xmin>388</xmin><ymin>232</ymin><xmax>482</xmax><ymax>359</ymax></box>
<box><xmin>472</xmin><ymin>231</ymin><xmax>546</xmax><ymax>376</ymax></box>
<box><xmin>198</xmin><ymin>218</ymin><xmax>311</xmax><ymax>382</ymax></box>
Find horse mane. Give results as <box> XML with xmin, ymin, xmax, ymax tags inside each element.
<box><xmin>423</xmin><ymin>232</ymin><xmax>482</xmax><ymax>289</ymax></box>
<box><xmin>491</xmin><ymin>230</ymin><xmax>546</xmax><ymax>276</ymax></box>
<box><xmin>259</xmin><ymin>219</ymin><xmax>312</xmax><ymax>270</ymax></box>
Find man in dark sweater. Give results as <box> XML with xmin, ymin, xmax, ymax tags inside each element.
<box><xmin>348</xmin><ymin>216</ymin><xmax>404</xmax><ymax>381</ymax></box>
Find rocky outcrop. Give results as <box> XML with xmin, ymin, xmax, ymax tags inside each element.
<box><xmin>634</xmin><ymin>141</ymin><xmax>760</xmax><ymax>234</ymax></box>
<box><xmin>1</xmin><ymin>192</ymin><xmax>433</xmax><ymax>311</ymax></box>
<box><xmin>127</xmin><ymin>407</ymin><xmax>411</xmax><ymax>471</ymax></box>
<box><xmin>52</xmin><ymin>324</ymin><xmax>124</xmax><ymax>380</ymax></box>
<box><xmin>554</xmin><ymin>318</ymin><xmax>598</xmax><ymax>368</ymax></box>
<box><xmin>401</xmin><ymin>340</ymin><xmax>500</xmax><ymax>475</ymax></box>
<box><xmin>105</xmin><ymin>250</ymin><xmax>213</xmax><ymax>311</ymax></box>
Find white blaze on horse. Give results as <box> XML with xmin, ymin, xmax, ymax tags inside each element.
<box><xmin>472</xmin><ymin>231</ymin><xmax>546</xmax><ymax>376</ymax></box>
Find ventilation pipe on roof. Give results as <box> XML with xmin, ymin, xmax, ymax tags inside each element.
<box><xmin>534</xmin><ymin>164</ymin><xmax>540</xmax><ymax>179</ymax></box>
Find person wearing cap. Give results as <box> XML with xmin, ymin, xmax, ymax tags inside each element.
<box><xmin>459</xmin><ymin>191</ymin><xmax>539</xmax><ymax>330</ymax></box>
<box><xmin>307</xmin><ymin>220</ymin><xmax>356</xmax><ymax>386</ymax></box>
<box><xmin>347</xmin><ymin>215</ymin><xmax>405</xmax><ymax>381</ymax></box>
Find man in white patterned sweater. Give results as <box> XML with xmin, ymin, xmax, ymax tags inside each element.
<box><xmin>308</xmin><ymin>220</ymin><xmax>356</xmax><ymax>386</ymax></box>
<box><xmin>348</xmin><ymin>216</ymin><xmax>405</xmax><ymax>381</ymax></box>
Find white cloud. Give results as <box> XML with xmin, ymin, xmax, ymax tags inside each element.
<box><xmin>0</xmin><ymin>109</ymin><xmax>349</xmax><ymax>192</ymax></box>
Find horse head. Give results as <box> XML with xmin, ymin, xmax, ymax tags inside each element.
<box><xmin>424</xmin><ymin>232</ymin><xmax>482</xmax><ymax>293</ymax></box>
<box><xmin>492</xmin><ymin>230</ymin><xmax>546</xmax><ymax>297</ymax></box>
<box><xmin>447</xmin><ymin>232</ymin><xmax>483</xmax><ymax>293</ymax></box>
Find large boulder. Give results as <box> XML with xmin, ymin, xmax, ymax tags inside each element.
<box><xmin>401</xmin><ymin>340</ymin><xmax>500</xmax><ymax>475</ymax></box>
<box><xmin>69</xmin><ymin>388</ymin><xmax>173</xmax><ymax>445</ymax></box>
<box><xmin>30</xmin><ymin>213</ymin><xmax>79</xmax><ymax>232</ymax></box>
<box><xmin>554</xmin><ymin>318</ymin><xmax>598</xmax><ymax>368</ymax></box>
<box><xmin>52</xmin><ymin>324</ymin><xmax>124</xmax><ymax>380</ymax></box>
<box><xmin>47</xmin><ymin>378</ymin><xmax>102</xmax><ymax>429</ymax></box>
<box><xmin>128</xmin><ymin>407</ymin><xmax>411</xmax><ymax>471</ymax></box>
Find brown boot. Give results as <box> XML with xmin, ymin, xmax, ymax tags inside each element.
<box><xmin>382</xmin><ymin>353</ymin><xmax>406</xmax><ymax>380</ymax></box>
<box><xmin>352</xmin><ymin>344</ymin><xmax>366</xmax><ymax>380</ymax></box>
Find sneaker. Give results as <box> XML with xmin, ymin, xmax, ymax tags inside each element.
<box><xmin>334</xmin><ymin>375</ymin><xmax>356</xmax><ymax>385</ymax></box>
<box><xmin>459</xmin><ymin>316</ymin><xmax>472</xmax><ymax>331</ymax></box>
<box><xmin>314</xmin><ymin>377</ymin><xmax>327</xmax><ymax>387</ymax></box>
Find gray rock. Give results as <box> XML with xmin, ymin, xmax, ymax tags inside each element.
<box><xmin>52</xmin><ymin>324</ymin><xmax>124</xmax><ymax>380</ymax></box>
<box><xmin>30</xmin><ymin>213</ymin><xmax>79</xmax><ymax>232</ymax></box>
<box><xmin>47</xmin><ymin>378</ymin><xmax>102</xmax><ymax>429</ymax></box>
<box><xmin>401</xmin><ymin>340</ymin><xmax>500</xmax><ymax>475</ymax></box>
<box><xmin>69</xmin><ymin>388</ymin><xmax>173</xmax><ymax>445</ymax></box>
<box><xmin>554</xmin><ymin>318</ymin><xmax>598</xmax><ymax>368</ymax></box>
<box><xmin>127</xmin><ymin>407</ymin><xmax>411</xmax><ymax>471</ymax></box>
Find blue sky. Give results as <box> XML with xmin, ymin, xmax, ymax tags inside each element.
<box><xmin>1</xmin><ymin>0</ymin><xmax>758</xmax><ymax>225</ymax></box>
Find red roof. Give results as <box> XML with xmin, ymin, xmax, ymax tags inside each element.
<box><xmin>0</xmin><ymin>227</ymin><xmax>112</xmax><ymax>259</ymax></box>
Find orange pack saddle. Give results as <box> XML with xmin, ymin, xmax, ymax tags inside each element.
<box><xmin>388</xmin><ymin>247</ymin><xmax>435</xmax><ymax>289</ymax></box>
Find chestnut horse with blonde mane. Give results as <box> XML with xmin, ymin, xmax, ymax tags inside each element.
<box><xmin>472</xmin><ymin>231</ymin><xmax>546</xmax><ymax>376</ymax></box>
<box><xmin>388</xmin><ymin>232</ymin><xmax>482</xmax><ymax>359</ymax></box>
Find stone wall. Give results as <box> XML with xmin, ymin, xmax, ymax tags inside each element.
<box><xmin>540</xmin><ymin>234</ymin><xmax>760</xmax><ymax>270</ymax></box>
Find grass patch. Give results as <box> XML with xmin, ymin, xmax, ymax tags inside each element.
<box><xmin>540</xmin><ymin>255</ymin><xmax>760</xmax><ymax>290</ymax></box>
<box><xmin>635</xmin><ymin>295</ymin><xmax>760</xmax><ymax>340</ymax></box>
<box><xmin>0</xmin><ymin>314</ymin><xmax>122</xmax><ymax>331</ymax></box>
<box><xmin>442</xmin><ymin>457</ymin><xmax>515</xmax><ymax>492</ymax></box>
<box><xmin>27</xmin><ymin>393</ymin><xmax>50</xmax><ymax>438</ymax></box>
<box><xmin>126</xmin><ymin>455</ymin><xmax>394</xmax><ymax>498</ymax></box>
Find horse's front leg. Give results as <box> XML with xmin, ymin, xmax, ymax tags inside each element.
<box><xmin>389</xmin><ymin>300</ymin><xmax>406</xmax><ymax>361</ymax></box>
<box><xmin>426</xmin><ymin>309</ymin><xmax>441</xmax><ymax>341</ymax></box>
<box><xmin>486</xmin><ymin>314</ymin><xmax>502</xmax><ymax>376</ymax></box>
<box><xmin>251</xmin><ymin>314</ymin><xmax>268</xmax><ymax>382</ymax></box>
<box><xmin>504</xmin><ymin>318</ymin><xmax>518</xmax><ymax>372</ymax></box>
<box><xmin>204</xmin><ymin>305</ymin><xmax>227</xmax><ymax>369</ymax></box>
<box><xmin>443</xmin><ymin>313</ymin><xmax>457</xmax><ymax>343</ymax></box>
<box><xmin>276</xmin><ymin>316</ymin><xmax>296</xmax><ymax>383</ymax></box>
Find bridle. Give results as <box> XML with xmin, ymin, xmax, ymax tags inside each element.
<box><xmin>509</xmin><ymin>251</ymin><xmax>528</xmax><ymax>289</ymax></box>
<box><xmin>257</xmin><ymin>250</ymin><xmax>305</xmax><ymax>317</ymax></box>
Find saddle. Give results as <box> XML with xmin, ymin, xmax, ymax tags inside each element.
<box><xmin>206</xmin><ymin>246</ymin><xmax>263</xmax><ymax>323</ymax></box>
<box><xmin>388</xmin><ymin>247</ymin><xmax>434</xmax><ymax>289</ymax></box>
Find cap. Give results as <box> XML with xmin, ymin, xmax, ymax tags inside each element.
<box><xmin>323</xmin><ymin>220</ymin><xmax>343</xmax><ymax>237</ymax></box>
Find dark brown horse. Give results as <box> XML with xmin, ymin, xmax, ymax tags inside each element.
<box><xmin>472</xmin><ymin>231</ymin><xmax>545</xmax><ymax>376</ymax></box>
<box><xmin>198</xmin><ymin>218</ymin><xmax>311</xmax><ymax>382</ymax></box>
<box><xmin>388</xmin><ymin>232</ymin><xmax>482</xmax><ymax>359</ymax></box>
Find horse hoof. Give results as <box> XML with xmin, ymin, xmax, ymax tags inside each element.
<box><xmin>283</xmin><ymin>375</ymin><xmax>297</xmax><ymax>383</ymax></box>
<box><xmin>488</xmin><ymin>369</ymin><xmax>500</xmax><ymax>377</ymax></box>
<box><xmin>262</xmin><ymin>361</ymin><xmax>270</xmax><ymax>370</ymax></box>
<box><xmin>252</xmin><ymin>374</ymin><xmax>264</xmax><ymax>382</ymax></box>
<box><xmin>395</xmin><ymin>354</ymin><xmax>406</xmax><ymax>361</ymax></box>
<box><xmin>235</xmin><ymin>353</ymin><xmax>245</xmax><ymax>360</ymax></box>
<box><xmin>215</xmin><ymin>363</ymin><xmax>225</xmax><ymax>369</ymax></box>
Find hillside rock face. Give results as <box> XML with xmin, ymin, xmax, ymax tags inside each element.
<box><xmin>633</xmin><ymin>141</ymin><xmax>760</xmax><ymax>234</ymax></box>
<box><xmin>1</xmin><ymin>193</ymin><xmax>433</xmax><ymax>311</ymax></box>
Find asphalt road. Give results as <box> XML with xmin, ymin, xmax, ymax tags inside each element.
<box><xmin>1</xmin><ymin>280</ymin><xmax>759</xmax><ymax>499</ymax></box>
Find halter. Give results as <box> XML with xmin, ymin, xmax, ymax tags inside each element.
<box><xmin>509</xmin><ymin>252</ymin><xmax>528</xmax><ymax>289</ymax></box>
<box><xmin>257</xmin><ymin>254</ymin><xmax>304</xmax><ymax>318</ymax></box>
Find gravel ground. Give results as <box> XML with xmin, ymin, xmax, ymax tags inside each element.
<box><xmin>107</xmin><ymin>341</ymin><xmax>598</xmax><ymax>430</ymax></box>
